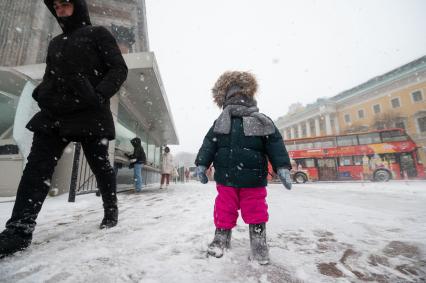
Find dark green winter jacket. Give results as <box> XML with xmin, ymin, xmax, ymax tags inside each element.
<box><xmin>195</xmin><ymin>117</ymin><xmax>291</xmax><ymax>188</ymax></box>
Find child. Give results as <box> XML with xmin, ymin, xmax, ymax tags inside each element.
<box><xmin>195</xmin><ymin>71</ymin><xmax>292</xmax><ymax>265</ymax></box>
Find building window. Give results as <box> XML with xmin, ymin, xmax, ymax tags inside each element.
<box><xmin>412</xmin><ymin>90</ymin><xmax>423</xmax><ymax>102</ymax></box>
<box><xmin>418</xmin><ymin>116</ymin><xmax>426</xmax><ymax>133</ymax></box>
<box><xmin>375</xmin><ymin>121</ymin><xmax>385</xmax><ymax>130</ymax></box>
<box><xmin>357</xmin><ymin>109</ymin><xmax>365</xmax><ymax>119</ymax></box>
<box><xmin>310</xmin><ymin>123</ymin><xmax>316</xmax><ymax>136</ymax></box>
<box><xmin>391</xmin><ymin>97</ymin><xmax>400</xmax><ymax>108</ymax></box>
<box><xmin>373</xmin><ymin>104</ymin><xmax>381</xmax><ymax>114</ymax></box>
<box><xmin>319</xmin><ymin>119</ymin><xmax>325</xmax><ymax>132</ymax></box>
<box><xmin>394</xmin><ymin>121</ymin><xmax>406</xmax><ymax>130</ymax></box>
<box><xmin>344</xmin><ymin>114</ymin><xmax>351</xmax><ymax>123</ymax></box>
<box><xmin>302</xmin><ymin>125</ymin><xmax>307</xmax><ymax>137</ymax></box>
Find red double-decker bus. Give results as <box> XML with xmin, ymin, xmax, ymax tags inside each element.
<box><xmin>281</xmin><ymin>128</ymin><xmax>425</xmax><ymax>182</ymax></box>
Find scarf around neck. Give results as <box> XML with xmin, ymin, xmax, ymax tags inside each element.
<box><xmin>213</xmin><ymin>96</ymin><xmax>275</xmax><ymax>136</ymax></box>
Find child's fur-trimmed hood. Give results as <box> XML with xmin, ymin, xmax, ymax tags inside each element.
<box><xmin>212</xmin><ymin>71</ymin><xmax>258</xmax><ymax>108</ymax></box>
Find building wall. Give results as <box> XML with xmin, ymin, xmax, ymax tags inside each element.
<box><xmin>0</xmin><ymin>1</ymin><xmax>50</xmax><ymax>66</ymax></box>
<box><xmin>336</xmin><ymin>81</ymin><xmax>426</xmax><ymax>165</ymax></box>
<box><xmin>275</xmin><ymin>56</ymin><xmax>426</xmax><ymax>167</ymax></box>
<box><xmin>0</xmin><ymin>0</ymin><xmax>149</xmax><ymax>67</ymax></box>
<box><xmin>0</xmin><ymin>1</ymin><xmax>171</xmax><ymax>197</ymax></box>
<box><xmin>337</xmin><ymin>82</ymin><xmax>426</xmax><ymax>134</ymax></box>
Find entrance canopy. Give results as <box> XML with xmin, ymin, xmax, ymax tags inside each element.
<box><xmin>13</xmin><ymin>52</ymin><xmax>179</xmax><ymax>146</ymax></box>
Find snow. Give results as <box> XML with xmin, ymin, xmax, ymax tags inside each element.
<box><xmin>1</xmin><ymin>181</ymin><xmax>425</xmax><ymax>282</ymax></box>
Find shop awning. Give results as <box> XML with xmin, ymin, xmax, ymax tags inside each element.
<box><xmin>12</xmin><ymin>52</ymin><xmax>179</xmax><ymax>145</ymax></box>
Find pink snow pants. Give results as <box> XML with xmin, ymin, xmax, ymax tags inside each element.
<box><xmin>214</xmin><ymin>184</ymin><xmax>269</xmax><ymax>229</ymax></box>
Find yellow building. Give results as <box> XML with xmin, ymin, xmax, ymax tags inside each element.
<box><xmin>275</xmin><ymin>55</ymin><xmax>426</xmax><ymax>167</ymax></box>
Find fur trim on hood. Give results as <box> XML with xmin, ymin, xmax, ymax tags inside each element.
<box><xmin>212</xmin><ymin>71</ymin><xmax>258</xmax><ymax>108</ymax></box>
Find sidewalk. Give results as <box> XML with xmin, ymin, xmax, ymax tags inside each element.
<box><xmin>1</xmin><ymin>182</ymin><xmax>425</xmax><ymax>282</ymax></box>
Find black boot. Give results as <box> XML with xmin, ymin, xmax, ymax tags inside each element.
<box><xmin>95</xmin><ymin>168</ymin><xmax>118</xmax><ymax>229</ymax></box>
<box><xmin>0</xmin><ymin>229</ymin><xmax>32</xmax><ymax>258</ymax></box>
<box><xmin>99</xmin><ymin>206</ymin><xmax>118</xmax><ymax>229</ymax></box>
<box><xmin>249</xmin><ymin>223</ymin><xmax>269</xmax><ymax>265</ymax></box>
<box><xmin>207</xmin><ymin>228</ymin><xmax>232</xmax><ymax>258</ymax></box>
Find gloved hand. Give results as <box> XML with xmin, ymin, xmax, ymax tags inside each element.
<box><xmin>277</xmin><ymin>168</ymin><xmax>292</xmax><ymax>190</ymax></box>
<box><xmin>196</xmin><ymin>165</ymin><xmax>208</xmax><ymax>184</ymax></box>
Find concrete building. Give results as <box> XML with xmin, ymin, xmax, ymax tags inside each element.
<box><xmin>0</xmin><ymin>0</ymin><xmax>178</xmax><ymax>197</ymax></box>
<box><xmin>0</xmin><ymin>0</ymin><xmax>149</xmax><ymax>66</ymax></box>
<box><xmin>275</xmin><ymin>55</ymin><xmax>426</xmax><ymax>166</ymax></box>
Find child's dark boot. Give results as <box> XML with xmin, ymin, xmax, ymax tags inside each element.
<box><xmin>207</xmin><ymin>228</ymin><xmax>232</xmax><ymax>258</ymax></box>
<box><xmin>249</xmin><ymin>223</ymin><xmax>269</xmax><ymax>265</ymax></box>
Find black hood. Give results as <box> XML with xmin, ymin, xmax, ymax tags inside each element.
<box><xmin>131</xmin><ymin>137</ymin><xmax>141</xmax><ymax>147</ymax></box>
<box><xmin>44</xmin><ymin>0</ymin><xmax>91</xmax><ymax>33</ymax></box>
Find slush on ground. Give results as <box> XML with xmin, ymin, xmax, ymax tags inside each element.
<box><xmin>0</xmin><ymin>181</ymin><xmax>425</xmax><ymax>283</ymax></box>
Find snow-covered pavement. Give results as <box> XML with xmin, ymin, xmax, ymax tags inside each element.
<box><xmin>1</xmin><ymin>181</ymin><xmax>425</xmax><ymax>283</ymax></box>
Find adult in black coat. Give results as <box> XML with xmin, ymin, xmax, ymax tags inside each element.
<box><xmin>126</xmin><ymin>137</ymin><xmax>147</xmax><ymax>192</ymax></box>
<box><xmin>0</xmin><ymin>0</ymin><xmax>128</xmax><ymax>257</ymax></box>
<box><xmin>126</xmin><ymin>137</ymin><xmax>147</xmax><ymax>166</ymax></box>
<box><xmin>28</xmin><ymin>0</ymin><xmax>128</xmax><ymax>138</ymax></box>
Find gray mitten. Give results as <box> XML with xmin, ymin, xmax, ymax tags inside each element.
<box><xmin>277</xmin><ymin>168</ymin><xmax>292</xmax><ymax>190</ymax></box>
<box><xmin>196</xmin><ymin>165</ymin><xmax>208</xmax><ymax>184</ymax></box>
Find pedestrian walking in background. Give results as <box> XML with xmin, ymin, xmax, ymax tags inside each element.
<box><xmin>160</xmin><ymin>146</ymin><xmax>174</xmax><ymax>189</ymax></box>
<box><xmin>172</xmin><ymin>167</ymin><xmax>179</xmax><ymax>183</ymax></box>
<box><xmin>195</xmin><ymin>71</ymin><xmax>292</xmax><ymax>265</ymax></box>
<box><xmin>126</xmin><ymin>137</ymin><xmax>146</xmax><ymax>192</ymax></box>
<box><xmin>185</xmin><ymin>168</ymin><xmax>190</xmax><ymax>182</ymax></box>
<box><xmin>0</xmin><ymin>0</ymin><xmax>128</xmax><ymax>257</ymax></box>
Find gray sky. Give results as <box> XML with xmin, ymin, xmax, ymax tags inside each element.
<box><xmin>145</xmin><ymin>0</ymin><xmax>426</xmax><ymax>154</ymax></box>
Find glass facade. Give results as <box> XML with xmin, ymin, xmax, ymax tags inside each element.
<box><xmin>0</xmin><ymin>70</ymin><xmax>36</xmax><ymax>155</ymax></box>
<box><xmin>155</xmin><ymin>145</ymin><xmax>161</xmax><ymax>167</ymax></box>
<box><xmin>111</xmin><ymin>101</ymin><xmax>165</xmax><ymax>187</ymax></box>
<box><xmin>116</xmin><ymin>102</ymin><xmax>161</xmax><ymax>168</ymax></box>
<box><xmin>147</xmin><ymin>138</ymin><xmax>156</xmax><ymax>166</ymax></box>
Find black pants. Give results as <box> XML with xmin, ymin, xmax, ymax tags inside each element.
<box><xmin>6</xmin><ymin>132</ymin><xmax>117</xmax><ymax>235</ymax></box>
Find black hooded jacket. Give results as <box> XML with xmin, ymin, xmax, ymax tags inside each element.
<box><xmin>27</xmin><ymin>0</ymin><xmax>128</xmax><ymax>140</ymax></box>
<box><xmin>126</xmin><ymin>138</ymin><xmax>146</xmax><ymax>165</ymax></box>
